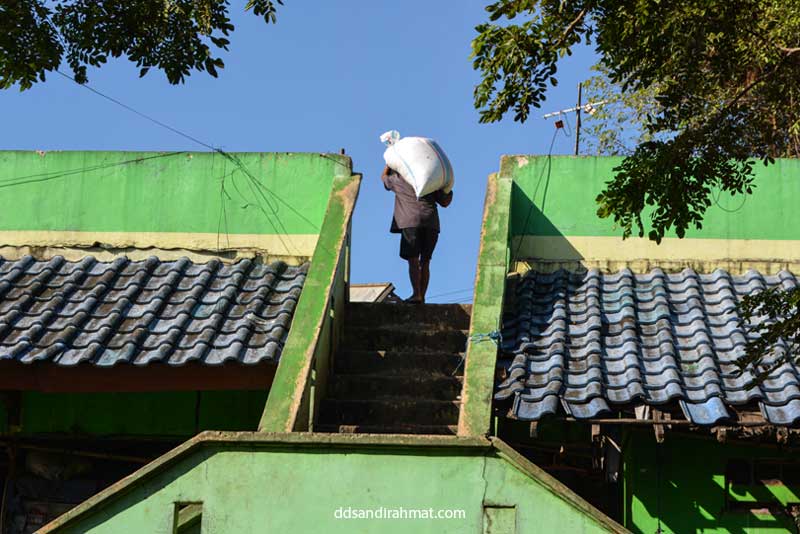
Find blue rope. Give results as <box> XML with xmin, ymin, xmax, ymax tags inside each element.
<box><xmin>469</xmin><ymin>330</ymin><xmax>502</xmax><ymax>346</ymax></box>
<box><xmin>451</xmin><ymin>331</ymin><xmax>502</xmax><ymax>376</ymax></box>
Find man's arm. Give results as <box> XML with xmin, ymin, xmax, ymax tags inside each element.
<box><xmin>436</xmin><ymin>190</ymin><xmax>453</xmax><ymax>207</ymax></box>
<box><xmin>380</xmin><ymin>165</ymin><xmax>394</xmax><ymax>191</ymax></box>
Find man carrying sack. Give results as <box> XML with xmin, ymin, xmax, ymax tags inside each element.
<box><xmin>381</xmin><ymin>164</ymin><xmax>453</xmax><ymax>304</ymax></box>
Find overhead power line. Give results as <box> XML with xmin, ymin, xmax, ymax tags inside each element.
<box><xmin>0</xmin><ymin>152</ymin><xmax>186</xmax><ymax>189</ymax></box>
<box><xmin>54</xmin><ymin>70</ymin><xmax>310</xmax><ymax>255</ymax></box>
<box><xmin>56</xmin><ymin>70</ymin><xmax>217</xmax><ymax>152</ymax></box>
<box><xmin>426</xmin><ymin>287</ymin><xmax>475</xmax><ymax>300</ymax></box>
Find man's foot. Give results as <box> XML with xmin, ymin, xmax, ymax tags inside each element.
<box><xmin>404</xmin><ymin>295</ymin><xmax>424</xmax><ymax>304</ymax></box>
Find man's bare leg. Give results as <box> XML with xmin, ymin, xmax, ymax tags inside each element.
<box><xmin>419</xmin><ymin>257</ymin><xmax>431</xmax><ymax>303</ymax></box>
<box><xmin>407</xmin><ymin>257</ymin><xmax>423</xmax><ymax>303</ymax></box>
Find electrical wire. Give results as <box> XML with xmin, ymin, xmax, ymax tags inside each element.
<box><xmin>712</xmin><ymin>186</ymin><xmax>748</xmax><ymax>213</ymax></box>
<box><xmin>54</xmin><ymin>70</ymin><xmax>309</xmax><ymax>255</ymax></box>
<box><xmin>428</xmin><ymin>127</ymin><xmax>562</xmax><ymax>304</ymax></box>
<box><xmin>511</xmin><ymin>127</ymin><xmax>561</xmax><ymax>262</ymax></box>
<box><xmin>0</xmin><ymin>152</ymin><xmax>186</xmax><ymax>190</ymax></box>
<box><xmin>458</xmin><ymin>127</ymin><xmax>563</xmax><ymax>342</ymax></box>
<box><xmin>561</xmin><ymin>112</ymin><xmax>573</xmax><ymax>137</ymax></box>
<box><xmin>56</xmin><ymin>70</ymin><xmax>217</xmax><ymax>152</ymax></box>
<box><xmin>426</xmin><ymin>287</ymin><xmax>474</xmax><ymax>300</ymax></box>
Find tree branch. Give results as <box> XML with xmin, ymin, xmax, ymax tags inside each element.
<box><xmin>552</xmin><ymin>8</ymin><xmax>588</xmax><ymax>49</ymax></box>
<box><xmin>716</xmin><ymin>51</ymin><xmax>793</xmax><ymax>120</ymax></box>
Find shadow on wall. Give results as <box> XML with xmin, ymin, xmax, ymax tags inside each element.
<box><xmin>510</xmin><ymin>180</ymin><xmax>584</xmax><ymax>266</ymax></box>
<box><xmin>62</xmin><ymin>447</ymin><xmax>214</xmax><ymax>533</ymax></box>
<box><xmin>627</xmin><ymin>431</ymin><xmax>800</xmax><ymax>534</ymax></box>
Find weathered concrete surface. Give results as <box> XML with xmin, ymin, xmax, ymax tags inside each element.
<box><xmin>0</xmin><ymin>243</ymin><xmax>313</xmax><ymax>265</ymax></box>
<box><xmin>0</xmin><ymin>232</ymin><xmax>318</xmax><ymax>263</ymax></box>
<box><xmin>0</xmin><ymin>151</ymin><xmax>345</xmax><ymax>260</ymax></box>
<box><xmin>317</xmin><ymin>302</ymin><xmax>468</xmax><ymax>435</ymax></box>
<box><xmin>458</xmin><ymin>173</ymin><xmax>512</xmax><ymax>437</ymax></box>
<box><xmin>39</xmin><ymin>432</ymin><xmax>629</xmax><ymax>534</ymax></box>
<box><xmin>346</xmin><ymin>302</ymin><xmax>472</xmax><ymax>330</ymax></box>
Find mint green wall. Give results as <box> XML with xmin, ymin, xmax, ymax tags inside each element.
<box><xmin>14</xmin><ymin>391</ymin><xmax>267</xmax><ymax>437</ymax></box>
<box><xmin>504</xmin><ymin>156</ymin><xmax>800</xmax><ymax>240</ymax></box>
<box><xmin>624</xmin><ymin>430</ymin><xmax>799</xmax><ymax>533</ymax></box>
<box><xmin>0</xmin><ymin>151</ymin><xmax>347</xmax><ymax>235</ymax></box>
<box><xmin>460</xmin><ymin>173</ymin><xmax>512</xmax><ymax>437</ymax></box>
<box><xmin>54</xmin><ymin>443</ymin><xmax>620</xmax><ymax>534</ymax></box>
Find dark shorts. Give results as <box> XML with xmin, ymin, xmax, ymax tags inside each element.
<box><xmin>399</xmin><ymin>227</ymin><xmax>439</xmax><ymax>260</ymax></box>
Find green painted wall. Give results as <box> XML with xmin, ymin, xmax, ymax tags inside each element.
<box><xmin>624</xmin><ymin>430</ymin><xmax>800</xmax><ymax>533</ymax></box>
<box><xmin>51</xmin><ymin>440</ymin><xmax>621</xmax><ymax>534</ymax></box>
<box><xmin>13</xmin><ymin>390</ymin><xmax>268</xmax><ymax>437</ymax></box>
<box><xmin>460</xmin><ymin>173</ymin><xmax>511</xmax><ymax>436</ymax></box>
<box><xmin>0</xmin><ymin>151</ymin><xmax>346</xmax><ymax>235</ymax></box>
<box><xmin>504</xmin><ymin>156</ymin><xmax>800</xmax><ymax>240</ymax></box>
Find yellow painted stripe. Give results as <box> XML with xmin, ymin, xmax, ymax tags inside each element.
<box><xmin>0</xmin><ymin>230</ymin><xmax>318</xmax><ymax>258</ymax></box>
<box><xmin>512</xmin><ymin>235</ymin><xmax>800</xmax><ymax>274</ymax></box>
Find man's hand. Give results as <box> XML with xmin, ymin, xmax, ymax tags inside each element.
<box><xmin>381</xmin><ymin>165</ymin><xmax>393</xmax><ymax>191</ymax></box>
<box><xmin>437</xmin><ymin>190</ymin><xmax>453</xmax><ymax>207</ymax></box>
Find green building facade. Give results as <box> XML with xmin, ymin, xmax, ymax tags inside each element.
<box><xmin>477</xmin><ymin>156</ymin><xmax>800</xmax><ymax>533</ymax></box>
<box><xmin>0</xmin><ymin>150</ymin><xmax>358</xmax><ymax>532</ymax></box>
<box><xmin>4</xmin><ymin>151</ymin><xmax>797</xmax><ymax>533</ymax></box>
<box><xmin>3</xmin><ymin>150</ymin><xmax>626</xmax><ymax>534</ymax></box>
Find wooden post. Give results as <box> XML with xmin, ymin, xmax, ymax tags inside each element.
<box><xmin>529</xmin><ymin>421</ymin><xmax>539</xmax><ymax>439</ymax></box>
<box><xmin>653</xmin><ymin>409</ymin><xmax>665</xmax><ymax>443</ymax></box>
<box><xmin>574</xmin><ymin>83</ymin><xmax>582</xmax><ymax>156</ymax></box>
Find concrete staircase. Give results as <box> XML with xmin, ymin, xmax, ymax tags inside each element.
<box><xmin>317</xmin><ymin>302</ymin><xmax>471</xmax><ymax>435</ymax></box>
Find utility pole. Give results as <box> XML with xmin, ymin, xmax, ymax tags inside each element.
<box><xmin>574</xmin><ymin>83</ymin><xmax>582</xmax><ymax>156</ymax></box>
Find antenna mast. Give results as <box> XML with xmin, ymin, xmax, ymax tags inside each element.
<box><xmin>542</xmin><ymin>85</ymin><xmax>607</xmax><ymax>156</ymax></box>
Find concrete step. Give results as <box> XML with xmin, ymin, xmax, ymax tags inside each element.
<box><xmin>334</xmin><ymin>350</ymin><xmax>465</xmax><ymax>377</ymax></box>
<box><xmin>315</xmin><ymin>424</ymin><xmax>458</xmax><ymax>435</ymax></box>
<box><xmin>318</xmin><ymin>399</ymin><xmax>461</xmax><ymax>427</ymax></box>
<box><xmin>328</xmin><ymin>374</ymin><xmax>463</xmax><ymax>401</ymax></box>
<box><xmin>346</xmin><ymin>302</ymin><xmax>472</xmax><ymax>330</ymax></box>
<box><xmin>342</xmin><ymin>326</ymin><xmax>468</xmax><ymax>353</ymax></box>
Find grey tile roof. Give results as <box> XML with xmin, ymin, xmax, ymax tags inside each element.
<box><xmin>496</xmin><ymin>268</ymin><xmax>800</xmax><ymax>426</ymax></box>
<box><xmin>0</xmin><ymin>256</ymin><xmax>307</xmax><ymax>367</ymax></box>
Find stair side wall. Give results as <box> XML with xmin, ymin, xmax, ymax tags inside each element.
<box><xmin>41</xmin><ymin>434</ymin><xmax>627</xmax><ymax>534</ymax></box>
<box><xmin>459</xmin><ymin>172</ymin><xmax>512</xmax><ymax>436</ymax></box>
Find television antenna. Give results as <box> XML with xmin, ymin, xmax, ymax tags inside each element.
<box><xmin>543</xmin><ymin>82</ymin><xmax>608</xmax><ymax>155</ymax></box>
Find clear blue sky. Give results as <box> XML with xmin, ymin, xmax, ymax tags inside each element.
<box><xmin>1</xmin><ymin>1</ymin><xmax>598</xmax><ymax>303</ymax></box>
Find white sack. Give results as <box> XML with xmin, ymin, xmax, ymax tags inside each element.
<box><xmin>381</xmin><ymin>130</ymin><xmax>454</xmax><ymax>198</ymax></box>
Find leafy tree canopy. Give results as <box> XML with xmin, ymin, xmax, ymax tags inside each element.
<box><xmin>0</xmin><ymin>0</ymin><xmax>284</xmax><ymax>89</ymax></box>
<box><xmin>473</xmin><ymin>0</ymin><xmax>800</xmax><ymax>242</ymax></box>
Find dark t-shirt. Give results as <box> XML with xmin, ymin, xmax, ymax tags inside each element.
<box><xmin>382</xmin><ymin>171</ymin><xmax>451</xmax><ymax>233</ymax></box>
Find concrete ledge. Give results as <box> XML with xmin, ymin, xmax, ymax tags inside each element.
<box><xmin>458</xmin><ymin>173</ymin><xmax>512</xmax><ymax>437</ymax></box>
<box><xmin>512</xmin><ymin>235</ymin><xmax>800</xmax><ymax>273</ymax></box>
<box><xmin>0</xmin><ymin>230</ymin><xmax>318</xmax><ymax>258</ymax></box>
